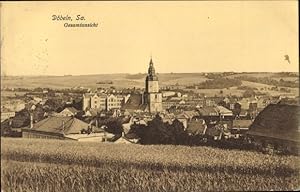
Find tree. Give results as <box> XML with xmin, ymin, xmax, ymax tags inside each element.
<box><xmin>232</xmin><ymin>103</ymin><xmax>241</xmax><ymax>118</ymax></box>
<box><xmin>170</xmin><ymin>119</ymin><xmax>188</xmax><ymax>145</ymax></box>
<box><xmin>102</xmin><ymin>117</ymin><xmax>123</xmax><ymax>135</ymax></box>
<box><xmin>140</xmin><ymin>115</ymin><xmax>170</xmax><ymax>144</ymax></box>
<box><xmin>242</xmin><ymin>89</ymin><xmax>256</xmax><ymax>98</ymax></box>
<box><xmin>135</xmin><ymin>115</ymin><xmax>189</xmax><ymax>145</ymax></box>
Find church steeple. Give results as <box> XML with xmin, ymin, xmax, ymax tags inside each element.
<box><xmin>147</xmin><ymin>57</ymin><xmax>158</xmax><ymax>80</ymax></box>
<box><xmin>148</xmin><ymin>58</ymin><xmax>155</xmax><ymax>75</ymax></box>
<box><xmin>144</xmin><ymin>57</ymin><xmax>162</xmax><ymax>113</ymax></box>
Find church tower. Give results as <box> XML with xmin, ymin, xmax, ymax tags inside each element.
<box><xmin>144</xmin><ymin>58</ymin><xmax>162</xmax><ymax>113</ymax></box>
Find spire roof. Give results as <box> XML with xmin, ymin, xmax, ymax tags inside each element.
<box><xmin>148</xmin><ymin>57</ymin><xmax>155</xmax><ymax>75</ymax></box>
<box><xmin>146</xmin><ymin>57</ymin><xmax>158</xmax><ymax>81</ymax></box>
<box><xmin>150</xmin><ymin>57</ymin><xmax>153</xmax><ymax>65</ymax></box>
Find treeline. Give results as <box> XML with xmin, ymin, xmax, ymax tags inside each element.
<box><xmin>126</xmin><ymin>115</ymin><xmax>254</xmax><ymax>150</ymax></box>
<box><xmin>205</xmin><ymin>72</ymin><xmax>236</xmax><ymax>79</ymax></box>
<box><xmin>126</xmin><ymin>74</ymin><xmax>145</xmax><ymax>79</ymax></box>
<box><xmin>187</xmin><ymin>78</ymin><xmax>242</xmax><ymax>89</ymax></box>
<box><xmin>2</xmin><ymin>87</ymin><xmax>89</xmax><ymax>94</ymax></box>
<box><xmin>128</xmin><ymin>115</ymin><xmax>188</xmax><ymax>145</ymax></box>
<box><xmin>234</xmin><ymin>76</ymin><xmax>299</xmax><ymax>88</ymax></box>
<box><xmin>96</xmin><ymin>81</ymin><xmax>113</xmax><ymax>84</ymax></box>
<box><xmin>274</xmin><ymin>72</ymin><xmax>298</xmax><ymax>77</ymax></box>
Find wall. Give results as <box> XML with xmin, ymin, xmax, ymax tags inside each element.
<box><xmin>22</xmin><ymin>131</ymin><xmax>64</xmax><ymax>140</ymax></box>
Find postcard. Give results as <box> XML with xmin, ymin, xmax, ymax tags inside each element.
<box><xmin>1</xmin><ymin>1</ymin><xmax>299</xmax><ymax>191</ymax></box>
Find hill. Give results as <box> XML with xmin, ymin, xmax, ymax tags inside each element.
<box><xmin>1</xmin><ymin>73</ymin><xmax>210</xmax><ymax>89</ymax></box>
<box><xmin>1</xmin><ymin>72</ymin><xmax>298</xmax><ymax>97</ymax></box>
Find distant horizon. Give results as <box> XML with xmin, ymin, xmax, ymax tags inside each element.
<box><xmin>2</xmin><ymin>71</ymin><xmax>299</xmax><ymax>77</ymax></box>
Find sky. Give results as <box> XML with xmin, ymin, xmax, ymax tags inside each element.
<box><xmin>1</xmin><ymin>1</ymin><xmax>298</xmax><ymax>76</ymax></box>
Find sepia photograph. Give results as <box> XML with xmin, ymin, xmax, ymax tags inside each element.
<box><xmin>1</xmin><ymin>1</ymin><xmax>299</xmax><ymax>191</ymax></box>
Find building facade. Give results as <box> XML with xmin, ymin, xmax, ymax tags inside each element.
<box><xmin>82</xmin><ymin>93</ymin><xmax>129</xmax><ymax>111</ymax></box>
<box><xmin>143</xmin><ymin>58</ymin><xmax>163</xmax><ymax>113</ymax></box>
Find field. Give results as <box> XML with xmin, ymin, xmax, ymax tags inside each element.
<box><xmin>1</xmin><ymin>73</ymin><xmax>209</xmax><ymax>89</ymax></box>
<box><xmin>2</xmin><ymin>72</ymin><xmax>298</xmax><ymax>97</ymax></box>
<box><xmin>1</xmin><ymin>138</ymin><xmax>300</xmax><ymax>191</ymax></box>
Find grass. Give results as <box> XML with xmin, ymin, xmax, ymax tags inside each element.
<box><xmin>1</xmin><ymin>138</ymin><xmax>300</xmax><ymax>191</ymax></box>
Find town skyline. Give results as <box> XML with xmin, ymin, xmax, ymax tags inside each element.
<box><xmin>1</xmin><ymin>1</ymin><xmax>298</xmax><ymax>76</ymax></box>
<box><xmin>2</xmin><ymin>71</ymin><xmax>299</xmax><ymax>77</ymax></box>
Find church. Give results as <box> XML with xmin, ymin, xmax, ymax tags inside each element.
<box><xmin>122</xmin><ymin>58</ymin><xmax>163</xmax><ymax>114</ymax></box>
<box><xmin>143</xmin><ymin>58</ymin><xmax>163</xmax><ymax>113</ymax></box>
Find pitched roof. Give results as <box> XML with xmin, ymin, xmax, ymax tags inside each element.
<box><xmin>248</xmin><ymin>104</ymin><xmax>300</xmax><ymax>143</ymax></box>
<box><xmin>121</xmin><ymin>94</ymin><xmax>147</xmax><ymax>111</ymax></box>
<box><xmin>25</xmin><ymin>116</ymin><xmax>89</xmax><ymax>135</ymax></box>
<box><xmin>83</xmin><ymin>92</ymin><xmax>107</xmax><ymax>98</ymax></box>
<box><xmin>62</xmin><ymin>107</ymin><xmax>79</xmax><ymax>114</ymax></box>
<box><xmin>186</xmin><ymin>120</ymin><xmax>207</xmax><ymax>135</ymax></box>
<box><xmin>232</xmin><ymin>120</ymin><xmax>252</xmax><ymax>128</ymax></box>
<box><xmin>183</xmin><ymin>111</ymin><xmax>199</xmax><ymax>118</ymax></box>
<box><xmin>114</xmin><ymin>136</ymin><xmax>135</xmax><ymax>144</ymax></box>
<box><xmin>215</xmin><ymin>106</ymin><xmax>233</xmax><ymax>116</ymax></box>
<box><xmin>198</xmin><ymin>107</ymin><xmax>219</xmax><ymax>116</ymax></box>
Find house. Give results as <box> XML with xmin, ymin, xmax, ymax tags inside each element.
<box><xmin>247</xmin><ymin>103</ymin><xmax>300</xmax><ymax>154</ymax></box>
<box><xmin>238</xmin><ymin>109</ymin><xmax>249</xmax><ymax>119</ymax></box>
<box><xmin>230</xmin><ymin>119</ymin><xmax>253</xmax><ymax>137</ymax></box>
<box><xmin>84</xmin><ymin>108</ymin><xmax>103</xmax><ymax>117</ymax></box>
<box><xmin>197</xmin><ymin>107</ymin><xmax>219</xmax><ymax>127</ymax></box>
<box><xmin>159</xmin><ymin>113</ymin><xmax>176</xmax><ymax>125</ymax></box>
<box><xmin>59</xmin><ymin>107</ymin><xmax>79</xmax><ymax>116</ymax></box>
<box><xmin>114</xmin><ymin>136</ymin><xmax>134</xmax><ymax>144</ymax></box>
<box><xmin>107</xmin><ymin>94</ymin><xmax>126</xmax><ymax>111</ymax></box>
<box><xmin>238</xmin><ymin>97</ymin><xmax>258</xmax><ymax>110</ymax></box>
<box><xmin>22</xmin><ymin>115</ymin><xmax>113</xmax><ymax>141</ymax></box>
<box><xmin>121</xmin><ymin>93</ymin><xmax>147</xmax><ymax>113</ymax></box>
<box><xmin>204</xmin><ymin>97</ymin><xmax>223</xmax><ymax>107</ymax></box>
<box><xmin>174</xmin><ymin>111</ymin><xmax>199</xmax><ymax>129</ymax></box>
<box><xmin>215</xmin><ymin>106</ymin><xmax>233</xmax><ymax>118</ymax></box>
<box><xmin>232</xmin><ymin>119</ymin><xmax>252</xmax><ymax>130</ymax></box>
<box><xmin>223</xmin><ymin>97</ymin><xmax>238</xmax><ymax>110</ymax></box>
<box><xmin>83</xmin><ymin>93</ymin><xmax>128</xmax><ymax>111</ymax></box>
<box><xmin>1</xmin><ymin>107</ymin><xmax>16</xmax><ymax>122</ymax></box>
<box><xmin>65</xmin><ymin>132</ymin><xmax>114</xmax><ymax>142</ymax></box>
<box><xmin>198</xmin><ymin>106</ymin><xmax>219</xmax><ymax>117</ymax></box>
<box><xmin>1</xmin><ymin>99</ymin><xmax>26</xmax><ymax>112</ymax></box>
<box><xmin>162</xmin><ymin>91</ymin><xmax>176</xmax><ymax>97</ymax></box>
<box><xmin>174</xmin><ymin>114</ymin><xmax>188</xmax><ymax>129</ymax></box>
<box><xmin>113</xmin><ymin>132</ymin><xmax>138</xmax><ymax>144</ymax></box>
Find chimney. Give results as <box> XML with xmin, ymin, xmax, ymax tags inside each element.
<box><xmin>121</xmin><ymin>131</ymin><xmax>125</xmax><ymax>137</ymax></box>
<box><xmin>62</xmin><ymin>120</ymin><xmax>65</xmax><ymax>131</ymax></box>
<box><xmin>30</xmin><ymin>114</ymin><xmax>33</xmax><ymax>128</ymax></box>
<box><xmin>95</xmin><ymin>119</ymin><xmax>98</xmax><ymax>128</ymax></box>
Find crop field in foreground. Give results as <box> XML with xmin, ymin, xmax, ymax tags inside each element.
<box><xmin>1</xmin><ymin>138</ymin><xmax>300</xmax><ymax>191</ymax></box>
